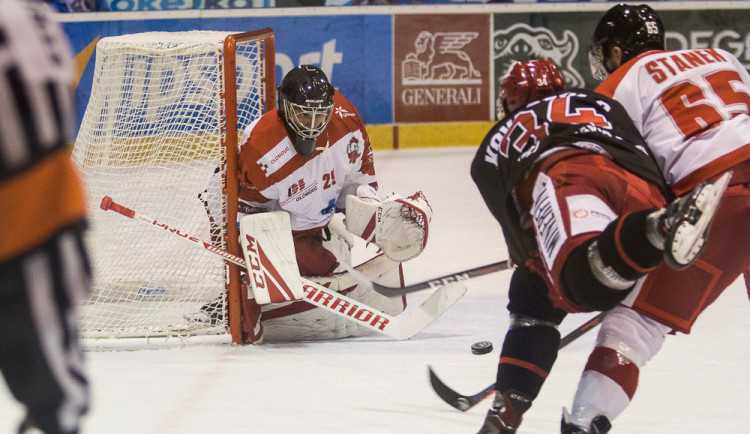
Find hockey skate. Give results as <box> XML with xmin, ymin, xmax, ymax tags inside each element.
<box><xmin>561</xmin><ymin>409</ymin><xmax>611</xmax><ymax>434</ymax></box>
<box><xmin>184</xmin><ymin>298</ymin><xmax>223</xmax><ymax>327</ymax></box>
<box><xmin>476</xmin><ymin>390</ymin><xmax>532</xmax><ymax>434</ymax></box>
<box><xmin>650</xmin><ymin>171</ymin><xmax>731</xmax><ymax>270</ymax></box>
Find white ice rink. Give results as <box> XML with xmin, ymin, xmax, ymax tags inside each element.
<box><xmin>2</xmin><ymin>147</ymin><xmax>749</xmax><ymax>433</ymax></box>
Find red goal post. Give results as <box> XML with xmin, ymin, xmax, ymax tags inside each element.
<box><xmin>224</xmin><ymin>29</ymin><xmax>276</xmax><ymax>344</ymax></box>
<box><xmin>72</xmin><ymin>29</ymin><xmax>276</xmax><ymax>345</ymax></box>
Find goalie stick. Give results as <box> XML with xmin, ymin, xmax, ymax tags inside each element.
<box><xmin>99</xmin><ymin>196</ymin><xmax>466</xmax><ymax>341</ymax></box>
<box><xmin>369</xmin><ymin>260</ymin><xmax>513</xmax><ymax>296</ymax></box>
<box><xmin>429</xmin><ymin>310</ymin><xmax>608</xmax><ymax>411</ymax></box>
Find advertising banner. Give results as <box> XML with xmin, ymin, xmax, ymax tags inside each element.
<box><xmin>63</xmin><ymin>14</ymin><xmax>392</xmax><ymax>127</ymax></box>
<box><xmin>61</xmin><ymin>5</ymin><xmax>750</xmax><ymax>137</ymax></box>
<box><xmin>491</xmin><ymin>8</ymin><xmax>750</xmax><ymax>120</ymax></box>
<box><xmin>393</xmin><ymin>14</ymin><xmax>490</xmax><ymax>123</ymax></box>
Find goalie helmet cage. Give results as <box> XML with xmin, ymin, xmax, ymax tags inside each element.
<box><xmin>71</xmin><ymin>29</ymin><xmax>276</xmax><ymax>345</ymax></box>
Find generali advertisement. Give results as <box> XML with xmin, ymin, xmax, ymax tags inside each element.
<box><xmin>393</xmin><ymin>14</ymin><xmax>490</xmax><ymax>123</ymax></box>
<box><xmin>61</xmin><ymin>6</ymin><xmax>750</xmax><ymax>131</ymax></box>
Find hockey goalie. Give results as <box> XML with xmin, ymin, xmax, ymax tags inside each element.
<box><xmin>192</xmin><ymin>64</ymin><xmax>432</xmax><ymax>344</ymax></box>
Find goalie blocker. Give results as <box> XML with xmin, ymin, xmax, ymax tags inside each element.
<box><xmin>345</xmin><ymin>185</ymin><xmax>432</xmax><ymax>262</ymax></box>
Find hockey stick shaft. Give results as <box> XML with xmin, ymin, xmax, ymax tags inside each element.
<box><xmin>100</xmin><ymin>196</ymin><xmax>246</xmax><ymax>267</ymax></box>
<box><xmin>429</xmin><ymin>310</ymin><xmax>608</xmax><ymax>411</ymax></box>
<box><xmin>559</xmin><ymin>310</ymin><xmax>607</xmax><ymax>347</ymax></box>
<box><xmin>372</xmin><ymin>260</ymin><xmax>512</xmax><ymax>296</ymax></box>
<box><xmin>100</xmin><ymin>196</ymin><xmax>465</xmax><ymax>340</ymax></box>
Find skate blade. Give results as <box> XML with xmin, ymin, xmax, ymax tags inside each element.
<box><xmin>671</xmin><ymin>171</ymin><xmax>732</xmax><ymax>264</ymax></box>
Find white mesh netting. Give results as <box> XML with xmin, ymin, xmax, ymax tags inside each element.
<box><xmin>72</xmin><ymin>31</ymin><xmax>269</xmax><ymax>340</ymax></box>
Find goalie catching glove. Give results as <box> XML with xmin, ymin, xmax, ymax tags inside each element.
<box><xmin>345</xmin><ymin>185</ymin><xmax>432</xmax><ymax>262</ymax></box>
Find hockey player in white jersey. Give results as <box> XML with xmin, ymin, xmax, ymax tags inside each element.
<box><xmin>470</xmin><ymin>58</ymin><xmax>728</xmax><ymax>434</ymax></box>
<box><xmin>196</xmin><ymin>65</ymin><xmax>431</xmax><ymax>344</ymax></box>
<box><xmin>562</xmin><ymin>4</ymin><xmax>750</xmax><ymax>432</ymax></box>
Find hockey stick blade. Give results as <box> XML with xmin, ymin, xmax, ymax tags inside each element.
<box><xmin>372</xmin><ymin>260</ymin><xmax>512</xmax><ymax>296</ymax></box>
<box><xmin>429</xmin><ymin>368</ymin><xmax>495</xmax><ymax>411</ymax></box>
<box><xmin>429</xmin><ymin>310</ymin><xmax>608</xmax><ymax>411</ymax></box>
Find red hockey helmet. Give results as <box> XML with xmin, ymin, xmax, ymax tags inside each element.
<box><xmin>497</xmin><ymin>59</ymin><xmax>566</xmax><ymax>119</ymax></box>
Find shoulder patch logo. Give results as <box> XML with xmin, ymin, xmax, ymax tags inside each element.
<box><xmin>257</xmin><ymin>138</ymin><xmax>295</xmax><ymax>176</ymax></box>
<box><xmin>347</xmin><ymin>137</ymin><xmax>361</xmax><ymax>164</ymax></box>
<box><xmin>335</xmin><ymin>106</ymin><xmax>356</xmax><ymax>118</ymax></box>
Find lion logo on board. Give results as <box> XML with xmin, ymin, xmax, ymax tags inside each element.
<box><xmin>402</xmin><ymin>31</ymin><xmax>482</xmax><ymax>85</ymax></box>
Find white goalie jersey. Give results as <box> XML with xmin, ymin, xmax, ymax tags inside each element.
<box><xmin>236</xmin><ymin>91</ymin><xmax>377</xmax><ymax>231</ymax></box>
<box><xmin>233</xmin><ymin>90</ymin><xmax>432</xmax><ymax>263</ymax></box>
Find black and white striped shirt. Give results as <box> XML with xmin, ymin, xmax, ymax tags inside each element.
<box><xmin>0</xmin><ymin>0</ymin><xmax>86</xmax><ymax>262</ymax></box>
<box><xmin>0</xmin><ymin>0</ymin><xmax>74</xmax><ymax>180</ymax></box>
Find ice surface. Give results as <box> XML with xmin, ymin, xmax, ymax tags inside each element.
<box><xmin>2</xmin><ymin>147</ymin><xmax>748</xmax><ymax>433</ymax></box>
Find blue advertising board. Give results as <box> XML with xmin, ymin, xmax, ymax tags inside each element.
<box><xmin>59</xmin><ymin>3</ymin><xmax>750</xmax><ymax>144</ymax></box>
<box><xmin>62</xmin><ymin>12</ymin><xmax>392</xmax><ymax>128</ymax></box>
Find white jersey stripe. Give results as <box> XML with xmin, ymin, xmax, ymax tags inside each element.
<box><xmin>24</xmin><ymin>245</ymin><xmax>88</xmax><ymax>433</ymax></box>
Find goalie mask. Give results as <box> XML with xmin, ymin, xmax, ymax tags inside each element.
<box><xmin>278</xmin><ymin>65</ymin><xmax>335</xmax><ymax>158</ymax></box>
<box><xmin>589</xmin><ymin>4</ymin><xmax>665</xmax><ymax>80</ymax></box>
<box><xmin>496</xmin><ymin>59</ymin><xmax>565</xmax><ymax>119</ymax></box>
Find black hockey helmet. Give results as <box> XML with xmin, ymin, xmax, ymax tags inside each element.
<box><xmin>278</xmin><ymin>65</ymin><xmax>335</xmax><ymax>158</ymax></box>
<box><xmin>589</xmin><ymin>4</ymin><xmax>665</xmax><ymax>80</ymax></box>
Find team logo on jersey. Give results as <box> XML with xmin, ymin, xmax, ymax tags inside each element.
<box><xmin>320</xmin><ymin>198</ymin><xmax>336</xmax><ymax>216</ymax></box>
<box><xmin>494</xmin><ymin>23</ymin><xmax>584</xmax><ymax>120</ymax></box>
<box><xmin>287</xmin><ymin>178</ymin><xmax>307</xmax><ymax>198</ymax></box>
<box><xmin>257</xmin><ymin>139</ymin><xmax>295</xmax><ymax>176</ymax></box>
<box><xmin>280</xmin><ymin>178</ymin><xmax>318</xmax><ymax>206</ymax></box>
<box><xmin>335</xmin><ymin>106</ymin><xmax>357</xmax><ymax>118</ymax></box>
<box><xmin>566</xmin><ymin>194</ymin><xmax>617</xmax><ymax>236</ymax></box>
<box><xmin>347</xmin><ymin>137</ymin><xmax>361</xmax><ymax>164</ymax></box>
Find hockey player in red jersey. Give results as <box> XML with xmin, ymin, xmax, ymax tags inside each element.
<box><xmin>560</xmin><ymin>4</ymin><xmax>750</xmax><ymax>432</ymax></box>
<box><xmin>196</xmin><ymin>65</ymin><xmax>431</xmax><ymax>344</ymax></box>
<box><xmin>470</xmin><ymin>59</ymin><xmax>730</xmax><ymax>434</ymax></box>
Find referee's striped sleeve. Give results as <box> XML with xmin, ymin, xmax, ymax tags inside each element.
<box><xmin>0</xmin><ymin>0</ymin><xmax>87</xmax><ymax>261</ymax></box>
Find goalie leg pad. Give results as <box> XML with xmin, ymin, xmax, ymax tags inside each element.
<box><xmin>240</xmin><ymin>283</ymin><xmax>264</xmax><ymax>345</ymax></box>
<box><xmin>345</xmin><ymin>185</ymin><xmax>433</xmax><ymax>262</ymax></box>
<box><xmin>258</xmin><ymin>255</ymin><xmax>405</xmax><ymax>341</ymax></box>
<box><xmin>239</xmin><ymin>212</ymin><xmax>304</xmax><ymax>304</ymax></box>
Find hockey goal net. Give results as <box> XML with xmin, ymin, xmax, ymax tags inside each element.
<box><xmin>71</xmin><ymin>29</ymin><xmax>276</xmax><ymax>344</ymax></box>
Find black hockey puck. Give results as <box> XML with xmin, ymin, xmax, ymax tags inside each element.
<box><xmin>471</xmin><ymin>341</ymin><xmax>493</xmax><ymax>355</ymax></box>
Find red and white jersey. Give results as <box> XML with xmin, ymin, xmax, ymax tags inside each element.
<box><xmin>596</xmin><ymin>48</ymin><xmax>750</xmax><ymax>194</ymax></box>
<box><xmin>237</xmin><ymin>91</ymin><xmax>376</xmax><ymax>231</ymax></box>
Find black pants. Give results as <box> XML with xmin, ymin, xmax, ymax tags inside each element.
<box><xmin>507</xmin><ymin>264</ymin><xmax>567</xmax><ymax>324</ymax></box>
<box><xmin>0</xmin><ymin>224</ymin><xmax>91</xmax><ymax>434</ymax></box>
